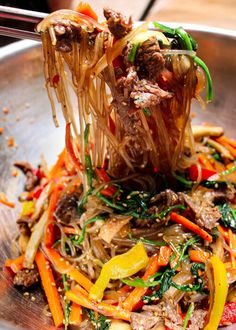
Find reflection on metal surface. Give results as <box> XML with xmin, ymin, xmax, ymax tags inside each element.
<box><xmin>0</xmin><ymin>25</ymin><xmax>236</xmax><ymax>330</ymax></box>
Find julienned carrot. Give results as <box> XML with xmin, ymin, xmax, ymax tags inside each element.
<box><xmin>69</xmin><ymin>302</ymin><xmax>82</xmax><ymax>325</ymax></box>
<box><xmin>189</xmin><ymin>250</ymin><xmax>210</xmax><ymax>263</ymax></box>
<box><xmin>216</xmin><ymin>137</ymin><xmax>236</xmax><ymax>158</ymax></box>
<box><xmin>170</xmin><ymin>212</ymin><xmax>213</xmax><ymax>243</ymax></box>
<box><xmin>49</xmin><ymin>148</ymin><xmax>66</xmax><ymax>179</ymax></box>
<box><xmin>0</xmin><ymin>198</ymin><xmax>15</xmax><ymax>208</ymax></box>
<box><xmin>35</xmin><ymin>251</ymin><xmax>64</xmax><ymax>328</ymax></box>
<box><xmin>216</xmin><ymin>136</ymin><xmax>236</xmax><ymax>149</ymax></box>
<box><xmin>198</xmin><ymin>154</ymin><xmax>215</xmax><ymax>171</ymax></box>
<box><xmin>44</xmin><ymin>185</ymin><xmax>61</xmax><ymax>247</ymax></box>
<box><xmin>228</xmin><ymin>229</ymin><xmax>236</xmax><ymax>268</ymax></box>
<box><xmin>122</xmin><ymin>254</ymin><xmax>159</xmax><ymax>311</ymax></box>
<box><xmin>44</xmin><ymin>247</ymin><xmax>93</xmax><ymax>292</ymax></box>
<box><xmin>217</xmin><ymin>225</ymin><xmax>229</xmax><ymax>243</ymax></box>
<box><xmin>76</xmin><ymin>2</ymin><xmax>98</xmax><ymax>21</ymax></box>
<box><xmin>5</xmin><ymin>254</ymin><xmax>24</xmax><ymax>273</ymax></box>
<box><xmin>66</xmin><ymin>289</ymin><xmax>131</xmax><ymax>321</ymax></box>
<box><xmin>65</xmin><ymin>123</ymin><xmax>83</xmax><ymax>171</ymax></box>
<box><xmin>158</xmin><ymin>246</ymin><xmax>172</xmax><ymax>266</ymax></box>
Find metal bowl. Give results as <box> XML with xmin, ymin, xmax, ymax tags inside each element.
<box><xmin>0</xmin><ymin>25</ymin><xmax>236</xmax><ymax>330</ymax></box>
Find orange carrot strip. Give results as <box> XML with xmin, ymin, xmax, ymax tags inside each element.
<box><xmin>65</xmin><ymin>123</ymin><xmax>83</xmax><ymax>171</ymax></box>
<box><xmin>217</xmin><ymin>225</ymin><xmax>229</xmax><ymax>243</ymax></box>
<box><xmin>76</xmin><ymin>2</ymin><xmax>98</xmax><ymax>21</ymax></box>
<box><xmin>217</xmin><ymin>136</ymin><xmax>236</xmax><ymax>149</ymax></box>
<box><xmin>44</xmin><ymin>185</ymin><xmax>62</xmax><ymax>247</ymax></box>
<box><xmin>157</xmin><ymin>246</ymin><xmax>172</xmax><ymax>266</ymax></box>
<box><xmin>44</xmin><ymin>247</ymin><xmax>93</xmax><ymax>292</ymax></box>
<box><xmin>198</xmin><ymin>154</ymin><xmax>215</xmax><ymax>171</ymax></box>
<box><xmin>216</xmin><ymin>138</ymin><xmax>236</xmax><ymax>158</ymax></box>
<box><xmin>69</xmin><ymin>302</ymin><xmax>82</xmax><ymax>325</ymax></box>
<box><xmin>0</xmin><ymin>198</ymin><xmax>15</xmax><ymax>208</ymax></box>
<box><xmin>170</xmin><ymin>212</ymin><xmax>213</xmax><ymax>243</ymax></box>
<box><xmin>66</xmin><ymin>289</ymin><xmax>131</xmax><ymax>321</ymax></box>
<box><xmin>35</xmin><ymin>251</ymin><xmax>64</xmax><ymax>328</ymax></box>
<box><xmin>189</xmin><ymin>250</ymin><xmax>210</xmax><ymax>263</ymax></box>
<box><xmin>228</xmin><ymin>229</ymin><xmax>236</xmax><ymax>268</ymax></box>
<box><xmin>5</xmin><ymin>255</ymin><xmax>24</xmax><ymax>273</ymax></box>
<box><xmin>49</xmin><ymin>148</ymin><xmax>66</xmax><ymax>179</ymax></box>
<box><xmin>122</xmin><ymin>254</ymin><xmax>159</xmax><ymax>311</ymax></box>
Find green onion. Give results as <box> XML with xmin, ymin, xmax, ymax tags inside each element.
<box><xmin>121</xmin><ymin>274</ymin><xmax>162</xmax><ymax>288</ymax></box>
<box><xmin>73</xmin><ymin>215</ymin><xmax>104</xmax><ymax>245</ymax></box>
<box><xmin>62</xmin><ymin>274</ymin><xmax>70</xmax><ymax>329</ymax></box>
<box><xmin>193</xmin><ymin>56</ymin><xmax>213</xmax><ymax>102</ymax></box>
<box><xmin>173</xmin><ymin>172</ymin><xmax>193</xmax><ymax>188</ymax></box>
<box><xmin>221</xmin><ymin>164</ymin><xmax>236</xmax><ymax>176</ymax></box>
<box><xmin>175</xmin><ymin>27</ymin><xmax>193</xmax><ymax>50</ymax></box>
<box><xmin>128</xmin><ymin>43</ymin><xmax>140</xmax><ymax>62</ymax></box>
<box><xmin>183</xmin><ymin>303</ymin><xmax>194</xmax><ymax>329</ymax></box>
<box><xmin>158</xmin><ymin>204</ymin><xmax>186</xmax><ymax>218</ymax></box>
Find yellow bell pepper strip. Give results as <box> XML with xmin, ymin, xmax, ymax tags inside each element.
<box><xmin>89</xmin><ymin>242</ymin><xmax>149</xmax><ymax>301</ymax></box>
<box><xmin>20</xmin><ymin>201</ymin><xmax>35</xmax><ymax>217</ymax></box>
<box><xmin>204</xmin><ymin>255</ymin><xmax>228</xmax><ymax>330</ymax></box>
<box><xmin>66</xmin><ymin>288</ymin><xmax>131</xmax><ymax>321</ymax></box>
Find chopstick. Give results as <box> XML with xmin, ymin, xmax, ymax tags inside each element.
<box><xmin>0</xmin><ymin>6</ymin><xmax>47</xmax><ymax>41</ymax></box>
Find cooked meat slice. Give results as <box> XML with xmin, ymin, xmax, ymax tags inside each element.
<box><xmin>187</xmin><ymin>309</ymin><xmax>207</xmax><ymax>330</ymax></box>
<box><xmin>54</xmin><ymin>21</ymin><xmax>82</xmax><ymax>52</ymax></box>
<box><xmin>179</xmin><ymin>191</ymin><xmax>221</xmax><ymax>230</ymax></box>
<box><xmin>151</xmin><ymin>189</ymin><xmax>179</xmax><ymax>206</ymax></box>
<box><xmin>13</xmin><ymin>268</ymin><xmax>39</xmax><ymax>288</ymax></box>
<box><xmin>143</xmin><ymin>300</ymin><xmax>184</xmax><ymax>330</ymax></box>
<box><xmin>14</xmin><ymin>162</ymin><xmax>39</xmax><ymax>191</ymax></box>
<box><xmin>130</xmin><ymin>79</ymin><xmax>172</xmax><ymax>108</ymax></box>
<box><xmin>55</xmin><ymin>192</ymin><xmax>80</xmax><ymax>224</ymax></box>
<box><xmin>131</xmin><ymin>311</ymin><xmax>162</xmax><ymax>330</ymax></box>
<box><xmin>136</xmin><ymin>36</ymin><xmax>165</xmax><ymax>79</ymax></box>
<box><xmin>104</xmin><ymin>8</ymin><xmax>132</xmax><ymax>39</ymax></box>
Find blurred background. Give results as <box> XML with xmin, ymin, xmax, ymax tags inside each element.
<box><xmin>0</xmin><ymin>0</ymin><xmax>235</xmax><ymax>46</ymax></box>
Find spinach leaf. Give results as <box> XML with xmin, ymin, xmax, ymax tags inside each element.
<box><xmin>85</xmin><ymin>309</ymin><xmax>110</xmax><ymax>330</ymax></box>
<box><xmin>218</xmin><ymin>203</ymin><xmax>236</xmax><ymax>231</ymax></box>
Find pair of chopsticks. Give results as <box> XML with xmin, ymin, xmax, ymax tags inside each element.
<box><xmin>0</xmin><ymin>5</ymin><xmax>47</xmax><ymax>41</ymax></box>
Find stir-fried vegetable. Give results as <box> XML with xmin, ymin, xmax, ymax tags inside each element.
<box><xmin>204</xmin><ymin>255</ymin><xmax>228</xmax><ymax>330</ymax></box>
<box><xmin>89</xmin><ymin>242</ymin><xmax>149</xmax><ymax>301</ymax></box>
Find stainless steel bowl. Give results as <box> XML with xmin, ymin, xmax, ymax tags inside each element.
<box><xmin>0</xmin><ymin>25</ymin><xmax>236</xmax><ymax>330</ymax></box>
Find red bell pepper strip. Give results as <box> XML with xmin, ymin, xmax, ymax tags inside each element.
<box><xmin>220</xmin><ymin>301</ymin><xmax>236</xmax><ymax>326</ymax></box>
<box><xmin>189</xmin><ymin>165</ymin><xmax>216</xmax><ymax>181</ymax></box>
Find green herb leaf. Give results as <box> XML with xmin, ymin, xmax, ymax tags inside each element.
<box><xmin>73</xmin><ymin>215</ymin><xmax>105</xmax><ymax>245</ymax></box>
<box><xmin>128</xmin><ymin>43</ymin><xmax>140</xmax><ymax>62</ymax></box>
<box><xmin>183</xmin><ymin>302</ymin><xmax>194</xmax><ymax>329</ymax></box>
<box><xmin>85</xmin><ymin>309</ymin><xmax>110</xmax><ymax>330</ymax></box>
<box><xmin>143</xmin><ymin>107</ymin><xmax>152</xmax><ymax>116</ymax></box>
<box><xmin>218</xmin><ymin>203</ymin><xmax>236</xmax><ymax>231</ymax></box>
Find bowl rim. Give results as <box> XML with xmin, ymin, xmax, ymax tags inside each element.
<box><xmin>0</xmin><ymin>22</ymin><xmax>235</xmax><ymax>61</ymax></box>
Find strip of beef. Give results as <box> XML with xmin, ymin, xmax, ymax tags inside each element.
<box><xmin>130</xmin><ymin>79</ymin><xmax>172</xmax><ymax>108</ymax></box>
<box><xmin>143</xmin><ymin>300</ymin><xmax>184</xmax><ymax>330</ymax></box>
<box><xmin>135</xmin><ymin>36</ymin><xmax>165</xmax><ymax>79</ymax></box>
<box><xmin>187</xmin><ymin>309</ymin><xmax>207</xmax><ymax>330</ymax></box>
<box><xmin>54</xmin><ymin>20</ymin><xmax>82</xmax><ymax>52</ymax></box>
<box><xmin>179</xmin><ymin>190</ymin><xmax>221</xmax><ymax>230</ymax></box>
<box><xmin>131</xmin><ymin>310</ymin><xmax>162</xmax><ymax>330</ymax></box>
<box><xmin>149</xmin><ymin>189</ymin><xmax>179</xmax><ymax>215</ymax></box>
<box><xmin>55</xmin><ymin>191</ymin><xmax>80</xmax><ymax>224</ymax></box>
<box><xmin>104</xmin><ymin>8</ymin><xmax>132</xmax><ymax>39</ymax></box>
<box><xmin>13</xmin><ymin>268</ymin><xmax>39</xmax><ymax>288</ymax></box>
<box><xmin>14</xmin><ymin>162</ymin><xmax>39</xmax><ymax>191</ymax></box>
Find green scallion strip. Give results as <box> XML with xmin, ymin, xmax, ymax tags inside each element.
<box><xmin>73</xmin><ymin>215</ymin><xmax>104</xmax><ymax>245</ymax></box>
<box><xmin>175</xmin><ymin>27</ymin><xmax>193</xmax><ymax>50</ymax></box>
<box><xmin>153</xmin><ymin>21</ymin><xmax>175</xmax><ymax>34</ymax></box>
<box><xmin>183</xmin><ymin>303</ymin><xmax>194</xmax><ymax>329</ymax></box>
<box><xmin>158</xmin><ymin>204</ymin><xmax>186</xmax><ymax>218</ymax></box>
<box><xmin>221</xmin><ymin>164</ymin><xmax>236</xmax><ymax>176</ymax></box>
<box><xmin>143</xmin><ymin>107</ymin><xmax>152</xmax><ymax>116</ymax></box>
<box><xmin>128</xmin><ymin>234</ymin><xmax>167</xmax><ymax>246</ymax></box>
<box><xmin>62</xmin><ymin>274</ymin><xmax>70</xmax><ymax>329</ymax></box>
<box><xmin>128</xmin><ymin>42</ymin><xmax>140</xmax><ymax>62</ymax></box>
<box><xmin>96</xmin><ymin>193</ymin><xmax>125</xmax><ymax>211</ymax></box>
<box><xmin>173</xmin><ymin>172</ymin><xmax>193</xmax><ymax>188</ymax></box>
<box><xmin>193</xmin><ymin>56</ymin><xmax>213</xmax><ymax>102</ymax></box>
